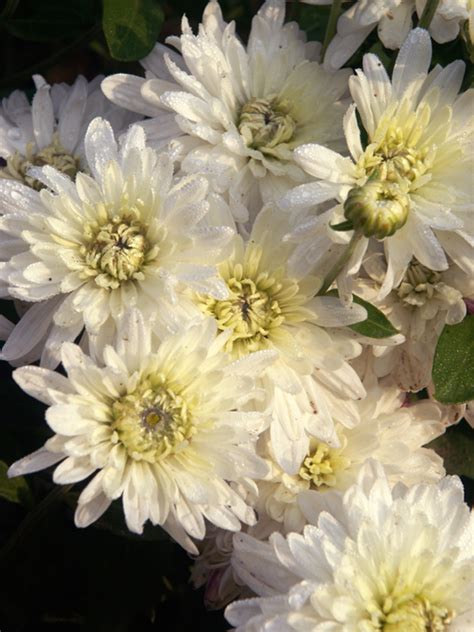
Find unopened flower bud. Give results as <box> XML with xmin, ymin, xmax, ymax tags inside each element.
<box><xmin>343</xmin><ymin>180</ymin><xmax>409</xmax><ymax>239</ymax></box>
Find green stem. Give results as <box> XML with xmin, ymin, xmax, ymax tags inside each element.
<box><xmin>418</xmin><ymin>0</ymin><xmax>441</xmax><ymax>29</ymax></box>
<box><xmin>317</xmin><ymin>230</ymin><xmax>363</xmax><ymax>296</ymax></box>
<box><xmin>0</xmin><ymin>484</ymin><xmax>73</xmax><ymax>565</ymax></box>
<box><xmin>321</xmin><ymin>0</ymin><xmax>343</xmax><ymax>62</ymax></box>
<box><xmin>0</xmin><ymin>23</ymin><xmax>101</xmax><ymax>90</ymax></box>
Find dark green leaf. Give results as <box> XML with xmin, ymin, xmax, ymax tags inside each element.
<box><xmin>428</xmin><ymin>423</ymin><xmax>474</xmax><ymax>479</ymax></box>
<box><xmin>0</xmin><ymin>460</ymin><xmax>32</xmax><ymax>505</ymax></box>
<box><xmin>432</xmin><ymin>316</ymin><xmax>474</xmax><ymax>404</ymax></box>
<box><xmin>330</xmin><ymin>220</ymin><xmax>354</xmax><ymax>232</ymax></box>
<box><xmin>327</xmin><ymin>290</ymin><xmax>399</xmax><ymax>339</ymax></box>
<box><xmin>103</xmin><ymin>0</ymin><xmax>164</xmax><ymax>61</ymax></box>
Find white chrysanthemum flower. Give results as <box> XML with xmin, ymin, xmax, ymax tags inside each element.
<box><xmin>0</xmin><ymin>74</ymin><xmax>138</xmax><ymax>190</ymax></box>
<box><xmin>304</xmin><ymin>0</ymin><xmax>471</xmax><ymax>70</ymax></box>
<box><xmin>283</xmin><ymin>28</ymin><xmax>474</xmax><ymax>299</ymax></box>
<box><xmin>8</xmin><ymin>312</ymin><xmax>274</xmax><ymax>553</ymax></box>
<box><xmin>0</xmin><ymin>117</ymin><xmax>234</xmax><ymax>368</ymax></box>
<box><xmin>190</xmin><ymin>205</ymin><xmax>368</xmax><ymax>474</ymax></box>
<box><xmin>257</xmin><ymin>379</ymin><xmax>446</xmax><ymax>533</ymax></box>
<box><xmin>102</xmin><ymin>0</ymin><xmax>350</xmax><ymax>222</ymax></box>
<box><xmin>226</xmin><ymin>460</ymin><xmax>474</xmax><ymax>631</ymax></box>
<box><xmin>355</xmin><ymin>250</ymin><xmax>474</xmax><ymax>391</ymax></box>
<box><xmin>191</xmin><ymin>517</ymin><xmax>281</xmax><ymax>610</ymax></box>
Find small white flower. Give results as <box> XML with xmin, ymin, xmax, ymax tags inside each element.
<box><xmin>304</xmin><ymin>0</ymin><xmax>471</xmax><ymax>70</ymax></box>
<box><xmin>284</xmin><ymin>28</ymin><xmax>474</xmax><ymax>298</ymax></box>
<box><xmin>102</xmin><ymin>0</ymin><xmax>350</xmax><ymax>222</ymax></box>
<box><xmin>0</xmin><ymin>74</ymin><xmax>138</xmax><ymax>190</ymax></box>
<box><xmin>8</xmin><ymin>312</ymin><xmax>274</xmax><ymax>553</ymax></box>
<box><xmin>257</xmin><ymin>379</ymin><xmax>446</xmax><ymax>532</ymax></box>
<box><xmin>0</xmin><ymin>117</ymin><xmax>234</xmax><ymax>367</ymax></box>
<box><xmin>191</xmin><ymin>205</ymin><xmax>368</xmax><ymax>474</ymax></box>
<box><xmin>226</xmin><ymin>460</ymin><xmax>474</xmax><ymax>631</ymax></box>
<box><xmin>355</xmin><ymin>248</ymin><xmax>474</xmax><ymax>391</ymax></box>
<box><xmin>191</xmin><ymin>517</ymin><xmax>280</xmax><ymax>609</ymax></box>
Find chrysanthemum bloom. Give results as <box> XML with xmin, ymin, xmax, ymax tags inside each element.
<box><xmin>257</xmin><ymin>379</ymin><xmax>446</xmax><ymax>532</ymax></box>
<box><xmin>8</xmin><ymin>312</ymin><xmax>274</xmax><ymax>553</ymax></box>
<box><xmin>191</xmin><ymin>205</ymin><xmax>368</xmax><ymax>474</ymax></box>
<box><xmin>191</xmin><ymin>517</ymin><xmax>280</xmax><ymax>610</ymax></box>
<box><xmin>0</xmin><ymin>74</ymin><xmax>138</xmax><ymax>190</ymax></box>
<box><xmin>226</xmin><ymin>460</ymin><xmax>474</xmax><ymax>631</ymax></box>
<box><xmin>303</xmin><ymin>0</ymin><xmax>471</xmax><ymax>71</ymax></box>
<box><xmin>102</xmin><ymin>0</ymin><xmax>350</xmax><ymax>223</ymax></box>
<box><xmin>0</xmin><ymin>117</ymin><xmax>234</xmax><ymax>367</ymax></box>
<box><xmin>355</xmin><ymin>249</ymin><xmax>474</xmax><ymax>391</ymax></box>
<box><xmin>284</xmin><ymin>28</ymin><xmax>473</xmax><ymax>298</ymax></box>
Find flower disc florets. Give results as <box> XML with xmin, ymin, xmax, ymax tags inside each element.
<box><xmin>344</xmin><ymin>180</ymin><xmax>410</xmax><ymax>239</ymax></box>
<box><xmin>198</xmin><ymin>251</ymin><xmax>297</xmax><ymax>358</ymax></box>
<box><xmin>238</xmin><ymin>97</ymin><xmax>296</xmax><ymax>154</ymax></box>
<box><xmin>112</xmin><ymin>374</ymin><xmax>195</xmax><ymax>461</ymax></box>
<box><xmin>80</xmin><ymin>207</ymin><xmax>159</xmax><ymax>289</ymax></box>
<box><xmin>1</xmin><ymin>134</ymin><xmax>81</xmax><ymax>191</ymax></box>
<box><xmin>397</xmin><ymin>260</ymin><xmax>443</xmax><ymax>306</ymax></box>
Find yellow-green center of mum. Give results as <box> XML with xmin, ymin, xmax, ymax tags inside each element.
<box><xmin>239</xmin><ymin>97</ymin><xmax>296</xmax><ymax>154</ymax></box>
<box><xmin>0</xmin><ymin>134</ymin><xmax>81</xmax><ymax>190</ymax></box>
<box><xmin>112</xmin><ymin>374</ymin><xmax>196</xmax><ymax>461</ymax></box>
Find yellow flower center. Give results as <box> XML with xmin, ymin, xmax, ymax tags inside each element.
<box><xmin>368</xmin><ymin>594</ymin><xmax>454</xmax><ymax>631</ymax></box>
<box><xmin>111</xmin><ymin>374</ymin><xmax>196</xmax><ymax>461</ymax></box>
<box><xmin>298</xmin><ymin>441</ymin><xmax>349</xmax><ymax>488</ymax></box>
<box><xmin>397</xmin><ymin>260</ymin><xmax>442</xmax><ymax>306</ymax></box>
<box><xmin>197</xmin><ymin>247</ymin><xmax>307</xmax><ymax>357</ymax></box>
<box><xmin>80</xmin><ymin>207</ymin><xmax>159</xmax><ymax>290</ymax></box>
<box><xmin>363</xmin><ymin>126</ymin><xmax>430</xmax><ymax>185</ymax></box>
<box><xmin>238</xmin><ymin>96</ymin><xmax>296</xmax><ymax>154</ymax></box>
<box><xmin>0</xmin><ymin>135</ymin><xmax>81</xmax><ymax>190</ymax></box>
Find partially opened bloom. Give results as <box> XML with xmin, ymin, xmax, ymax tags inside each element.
<box><xmin>285</xmin><ymin>28</ymin><xmax>473</xmax><ymax>298</ymax></box>
<box><xmin>356</xmin><ymin>250</ymin><xmax>474</xmax><ymax>391</ymax></box>
<box><xmin>305</xmin><ymin>1</ymin><xmax>471</xmax><ymax>71</ymax></box>
<box><xmin>102</xmin><ymin>0</ymin><xmax>350</xmax><ymax>222</ymax></box>
<box><xmin>0</xmin><ymin>117</ymin><xmax>233</xmax><ymax>367</ymax></box>
<box><xmin>258</xmin><ymin>379</ymin><xmax>446</xmax><ymax>532</ymax></box>
<box><xmin>8</xmin><ymin>312</ymin><xmax>273</xmax><ymax>553</ymax></box>
<box><xmin>191</xmin><ymin>206</ymin><xmax>368</xmax><ymax>474</ymax></box>
<box><xmin>226</xmin><ymin>460</ymin><xmax>474</xmax><ymax>630</ymax></box>
<box><xmin>0</xmin><ymin>74</ymin><xmax>138</xmax><ymax>190</ymax></box>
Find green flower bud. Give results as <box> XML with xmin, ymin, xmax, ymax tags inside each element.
<box><xmin>343</xmin><ymin>180</ymin><xmax>410</xmax><ymax>239</ymax></box>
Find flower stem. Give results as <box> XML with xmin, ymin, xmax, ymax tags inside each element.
<box><xmin>0</xmin><ymin>484</ymin><xmax>73</xmax><ymax>565</ymax></box>
<box><xmin>317</xmin><ymin>230</ymin><xmax>363</xmax><ymax>296</ymax></box>
<box><xmin>418</xmin><ymin>0</ymin><xmax>441</xmax><ymax>29</ymax></box>
<box><xmin>321</xmin><ymin>0</ymin><xmax>343</xmax><ymax>62</ymax></box>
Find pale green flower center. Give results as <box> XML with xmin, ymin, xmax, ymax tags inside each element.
<box><xmin>238</xmin><ymin>97</ymin><xmax>296</xmax><ymax>154</ymax></box>
<box><xmin>0</xmin><ymin>134</ymin><xmax>81</xmax><ymax>190</ymax></box>
<box><xmin>112</xmin><ymin>375</ymin><xmax>196</xmax><ymax>461</ymax></box>
<box><xmin>397</xmin><ymin>260</ymin><xmax>442</xmax><ymax>306</ymax></box>
<box><xmin>197</xmin><ymin>259</ymin><xmax>296</xmax><ymax>357</ymax></box>
<box><xmin>298</xmin><ymin>442</ymin><xmax>349</xmax><ymax>488</ymax></box>
<box><xmin>369</xmin><ymin>594</ymin><xmax>454</xmax><ymax>631</ymax></box>
<box><xmin>362</xmin><ymin>125</ymin><xmax>430</xmax><ymax>187</ymax></box>
<box><xmin>80</xmin><ymin>210</ymin><xmax>159</xmax><ymax>290</ymax></box>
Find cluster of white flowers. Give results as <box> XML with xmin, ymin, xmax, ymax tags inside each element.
<box><xmin>1</xmin><ymin>1</ymin><xmax>473</xmax><ymax>629</ymax></box>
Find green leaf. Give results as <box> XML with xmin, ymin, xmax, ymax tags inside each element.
<box><xmin>330</xmin><ymin>220</ymin><xmax>354</xmax><ymax>232</ymax></box>
<box><xmin>0</xmin><ymin>460</ymin><xmax>32</xmax><ymax>505</ymax></box>
<box><xmin>432</xmin><ymin>316</ymin><xmax>474</xmax><ymax>404</ymax></box>
<box><xmin>102</xmin><ymin>0</ymin><xmax>164</xmax><ymax>61</ymax></box>
<box><xmin>326</xmin><ymin>290</ymin><xmax>399</xmax><ymax>339</ymax></box>
<box><xmin>428</xmin><ymin>423</ymin><xmax>474</xmax><ymax>479</ymax></box>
